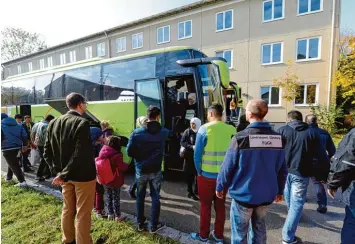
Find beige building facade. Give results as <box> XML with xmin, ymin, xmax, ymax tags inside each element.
<box><xmin>1</xmin><ymin>0</ymin><xmax>341</xmax><ymax>123</ymax></box>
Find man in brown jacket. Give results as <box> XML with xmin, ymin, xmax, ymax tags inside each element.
<box><xmin>44</xmin><ymin>93</ymin><xmax>96</xmax><ymax>244</ymax></box>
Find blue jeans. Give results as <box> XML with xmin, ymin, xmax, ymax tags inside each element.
<box><xmin>342</xmin><ymin>206</ymin><xmax>355</xmax><ymax>244</ymax></box>
<box><xmin>282</xmin><ymin>174</ymin><xmax>310</xmax><ymax>242</ymax></box>
<box><xmin>136</xmin><ymin>171</ymin><xmax>162</xmax><ymax>228</ymax></box>
<box><xmin>230</xmin><ymin>199</ymin><xmax>268</xmax><ymax>244</ymax></box>
<box><xmin>311</xmin><ymin>177</ymin><xmax>327</xmax><ymax>207</ymax></box>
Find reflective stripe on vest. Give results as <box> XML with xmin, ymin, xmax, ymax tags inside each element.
<box><xmin>201</xmin><ymin>121</ymin><xmax>235</xmax><ymax>173</ymax></box>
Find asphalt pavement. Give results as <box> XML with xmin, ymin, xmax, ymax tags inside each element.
<box><xmin>1</xmin><ymin>153</ymin><xmax>346</xmax><ymax>244</ymax></box>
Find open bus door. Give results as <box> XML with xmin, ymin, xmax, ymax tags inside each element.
<box><xmin>224</xmin><ymin>81</ymin><xmax>242</xmax><ymax>126</ymax></box>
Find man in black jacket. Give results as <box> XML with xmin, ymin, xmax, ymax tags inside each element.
<box><xmin>21</xmin><ymin>115</ymin><xmax>35</xmax><ymax>172</ymax></box>
<box><xmin>278</xmin><ymin>110</ymin><xmax>328</xmax><ymax>244</ymax></box>
<box><xmin>44</xmin><ymin>93</ymin><xmax>96</xmax><ymax>244</ymax></box>
<box><xmin>327</xmin><ymin>128</ymin><xmax>355</xmax><ymax>244</ymax></box>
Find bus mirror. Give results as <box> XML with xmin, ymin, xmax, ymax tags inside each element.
<box><xmin>211</xmin><ymin>60</ymin><xmax>230</xmax><ymax>89</ymax></box>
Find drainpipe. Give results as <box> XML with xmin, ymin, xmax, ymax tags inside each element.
<box><xmin>104</xmin><ymin>31</ymin><xmax>111</xmax><ymax>58</ymax></box>
<box><xmin>327</xmin><ymin>0</ymin><xmax>336</xmax><ymax>110</ymax></box>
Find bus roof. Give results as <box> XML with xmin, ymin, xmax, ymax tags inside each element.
<box><xmin>3</xmin><ymin>46</ymin><xmax>196</xmax><ymax>83</ymax></box>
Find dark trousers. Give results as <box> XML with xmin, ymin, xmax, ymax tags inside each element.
<box><xmin>104</xmin><ymin>186</ymin><xmax>121</xmax><ymax>217</ymax></box>
<box><xmin>187</xmin><ymin>171</ymin><xmax>198</xmax><ymax>194</ymax></box>
<box><xmin>129</xmin><ymin>179</ymin><xmax>137</xmax><ymax>193</ymax></box>
<box><xmin>36</xmin><ymin>146</ymin><xmax>51</xmax><ymax>177</ymax></box>
<box><xmin>21</xmin><ymin>150</ymin><xmax>32</xmax><ymax>171</ymax></box>
<box><xmin>3</xmin><ymin>149</ymin><xmax>25</xmax><ymax>183</ymax></box>
<box><xmin>198</xmin><ymin>175</ymin><xmax>226</xmax><ymax>239</ymax></box>
<box><xmin>95</xmin><ymin>183</ymin><xmax>104</xmax><ymax>212</ymax></box>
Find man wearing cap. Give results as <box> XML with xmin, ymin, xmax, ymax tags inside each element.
<box><xmin>44</xmin><ymin>93</ymin><xmax>96</xmax><ymax>244</ymax></box>
<box><xmin>190</xmin><ymin>103</ymin><xmax>235</xmax><ymax>243</ymax></box>
<box><xmin>127</xmin><ymin>106</ymin><xmax>171</xmax><ymax>233</ymax></box>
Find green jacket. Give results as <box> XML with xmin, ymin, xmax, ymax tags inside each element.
<box><xmin>44</xmin><ymin>111</ymin><xmax>96</xmax><ymax>182</ymax></box>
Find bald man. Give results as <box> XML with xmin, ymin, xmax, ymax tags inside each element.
<box><xmin>216</xmin><ymin>99</ymin><xmax>287</xmax><ymax>244</ymax></box>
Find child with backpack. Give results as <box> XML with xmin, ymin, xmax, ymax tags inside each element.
<box><xmin>95</xmin><ymin>136</ymin><xmax>129</xmax><ymax>221</ymax></box>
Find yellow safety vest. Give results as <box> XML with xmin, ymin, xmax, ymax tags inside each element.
<box><xmin>201</xmin><ymin>121</ymin><xmax>236</xmax><ymax>173</ymax></box>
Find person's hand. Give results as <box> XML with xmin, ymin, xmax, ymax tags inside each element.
<box><xmin>216</xmin><ymin>191</ymin><xmax>224</xmax><ymax>199</ymax></box>
<box><xmin>327</xmin><ymin>189</ymin><xmax>337</xmax><ymax>199</ymax></box>
<box><xmin>52</xmin><ymin>176</ymin><xmax>64</xmax><ymax>186</ymax></box>
<box><xmin>274</xmin><ymin>195</ymin><xmax>283</xmax><ymax>203</ymax></box>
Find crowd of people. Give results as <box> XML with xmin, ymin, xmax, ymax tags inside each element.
<box><xmin>1</xmin><ymin>92</ymin><xmax>355</xmax><ymax>244</ymax></box>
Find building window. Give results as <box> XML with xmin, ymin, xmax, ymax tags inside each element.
<box><xmin>216</xmin><ymin>10</ymin><xmax>233</xmax><ymax>32</ymax></box>
<box><xmin>263</xmin><ymin>0</ymin><xmax>284</xmax><ymax>22</ymax></box>
<box><xmin>60</xmin><ymin>53</ymin><xmax>66</xmax><ymax>65</ymax></box>
<box><xmin>28</xmin><ymin>62</ymin><xmax>33</xmax><ymax>72</ymax></box>
<box><xmin>216</xmin><ymin>50</ymin><xmax>233</xmax><ymax>68</ymax></box>
<box><xmin>295</xmin><ymin>84</ymin><xmax>318</xmax><ymax>105</ymax></box>
<box><xmin>298</xmin><ymin>0</ymin><xmax>322</xmax><ymax>15</ymax></box>
<box><xmin>296</xmin><ymin>37</ymin><xmax>321</xmax><ymax>61</ymax></box>
<box><xmin>85</xmin><ymin>46</ymin><xmax>92</xmax><ymax>59</ymax></box>
<box><xmin>157</xmin><ymin>25</ymin><xmax>170</xmax><ymax>44</ymax></box>
<box><xmin>69</xmin><ymin>50</ymin><xmax>76</xmax><ymax>62</ymax></box>
<box><xmin>40</xmin><ymin>59</ymin><xmax>45</xmax><ymax>69</ymax></box>
<box><xmin>262</xmin><ymin>42</ymin><xmax>283</xmax><ymax>64</ymax></box>
<box><xmin>97</xmin><ymin>42</ymin><xmax>105</xmax><ymax>57</ymax></box>
<box><xmin>48</xmin><ymin>56</ymin><xmax>53</xmax><ymax>67</ymax></box>
<box><xmin>178</xmin><ymin>20</ymin><xmax>192</xmax><ymax>40</ymax></box>
<box><xmin>261</xmin><ymin>86</ymin><xmax>281</xmax><ymax>106</ymax></box>
<box><xmin>17</xmin><ymin>65</ymin><xmax>21</xmax><ymax>74</ymax></box>
<box><xmin>132</xmin><ymin>32</ymin><xmax>143</xmax><ymax>49</ymax></box>
<box><xmin>116</xmin><ymin>37</ymin><xmax>126</xmax><ymax>53</ymax></box>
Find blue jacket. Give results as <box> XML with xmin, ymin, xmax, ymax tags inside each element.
<box><xmin>1</xmin><ymin>117</ymin><xmax>28</xmax><ymax>151</ymax></box>
<box><xmin>127</xmin><ymin>121</ymin><xmax>171</xmax><ymax>174</ymax></box>
<box><xmin>216</xmin><ymin>122</ymin><xmax>287</xmax><ymax>207</ymax></box>
<box><xmin>309</xmin><ymin>124</ymin><xmax>336</xmax><ymax>158</ymax></box>
<box><xmin>277</xmin><ymin>121</ymin><xmax>329</xmax><ymax>180</ymax></box>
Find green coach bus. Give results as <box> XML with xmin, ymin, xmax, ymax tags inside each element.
<box><xmin>1</xmin><ymin>46</ymin><xmax>240</xmax><ymax>171</ymax></box>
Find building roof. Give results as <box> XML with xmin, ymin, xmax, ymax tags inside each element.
<box><xmin>2</xmin><ymin>0</ymin><xmax>227</xmax><ymax>65</ymax></box>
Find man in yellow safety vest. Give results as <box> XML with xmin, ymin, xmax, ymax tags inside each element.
<box><xmin>190</xmin><ymin>103</ymin><xmax>235</xmax><ymax>243</ymax></box>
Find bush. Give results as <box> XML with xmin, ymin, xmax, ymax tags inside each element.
<box><xmin>310</xmin><ymin>102</ymin><xmax>346</xmax><ymax>136</ymax></box>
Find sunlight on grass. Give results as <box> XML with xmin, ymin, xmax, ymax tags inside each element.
<box><xmin>1</xmin><ymin>179</ymin><xmax>177</xmax><ymax>244</ymax></box>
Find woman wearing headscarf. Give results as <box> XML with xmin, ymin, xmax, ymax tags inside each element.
<box><xmin>180</xmin><ymin>117</ymin><xmax>201</xmax><ymax>200</ymax></box>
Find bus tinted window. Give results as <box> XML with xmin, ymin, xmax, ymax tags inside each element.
<box><xmin>35</xmin><ymin>74</ymin><xmax>56</xmax><ymax>104</ymax></box>
<box><xmin>102</xmin><ymin>56</ymin><xmax>156</xmax><ymax>101</ymax></box>
<box><xmin>12</xmin><ymin>78</ymin><xmax>35</xmax><ymax>105</ymax></box>
<box><xmin>65</xmin><ymin>65</ymin><xmax>101</xmax><ymax>101</ymax></box>
<box><xmin>1</xmin><ymin>82</ymin><xmax>13</xmax><ymax>105</ymax></box>
<box><xmin>165</xmin><ymin>50</ymin><xmax>192</xmax><ymax>76</ymax></box>
<box><xmin>192</xmin><ymin>50</ymin><xmax>207</xmax><ymax>58</ymax></box>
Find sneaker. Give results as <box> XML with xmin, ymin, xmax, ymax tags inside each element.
<box><xmin>187</xmin><ymin>193</ymin><xmax>199</xmax><ymax>201</ymax></box>
<box><xmin>317</xmin><ymin>205</ymin><xmax>327</xmax><ymax>214</ymax></box>
<box><xmin>282</xmin><ymin>238</ymin><xmax>298</xmax><ymax>244</ymax></box>
<box><xmin>190</xmin><ymin>233</ymin><xmax>208</xmax><ymax>242</ymax></box>
<box><xmin>150</xmin><ymin>222</ymin><xmax>166</xmax><ymax>234</ymax></box>
<box><xmin>107</xmin><ymin>215</ymin><xmax>114</xmax><ymax>221</ymax></box>
<box><xmin>211</xmin><ymin>230</ymin><xmax>224</xmax><ymax>244</ymax></box>
<box><xmin>35</xmin><ymin>176</ymin><xmax>45</xmax><ymax>182</ymax></box>
<box><xmin>115</xmin><ymin>216</ymin><xmax>125</xmax><ymax>222</ymax></box>
<box><xmin>137</xmin><ymin>223</ymin><xmax>146</xmax><ymax>232</ymax></box>
<box><xmin>15</xmin><ymin>181</ymin><xmax>28</xmax><ymax>187</ymax></box>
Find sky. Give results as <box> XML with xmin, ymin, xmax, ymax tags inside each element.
<box><xmin>0</xmin><ymin>0</ymin><xmax>354</xmax><ymax>47</ymax></box>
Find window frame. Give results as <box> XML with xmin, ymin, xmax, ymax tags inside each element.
<box><xmin>97</xmin><ymin>42</ymin><xmax>106</xmax><ymax>57</ymax></box>
<box><xmin>260</xmin><ymin>86</ymin><xmax>282</xmax><ymax>107</ymax></box>
<box><xmin>216</xmin><ymin>49</ymin><xmax>233</xmax><ymax>69</ymax></box>
<box><xmin>116</xmin><ymin>37</ymin><xmax>127</xmax><ymax>53</ymax></box>
<box><xmin>69</xmin><ymin>50</ymin><xmax>76</xmax><ymax>63</ymax></box>
<box><xmin>132</xmin><ymin>32</ymin><xmax>144</xmax><ymax>50</ymax></box>
<box><xmin>297</xmin><ymin>0</ymin><xmax>323</xmax><ymax>16</ymax></box>
<box><xmin>85</xmin><ymin>46</ymin><xmax>93</xmax><ymax>59</ymax></box>
<box><xmin>296</xmin><ymin>36</ymin><xmax>322</xmax><ymax>62</ymax></box>
<box><xmin>216</xmin><ymin>9</ymin><xmax>234</xmax><ymax>32</ymax></box>
<box><xmin>262</xmin><ymin>0</ymin><xmax>285</xmax><ymax>23</ymax></box>
<box><xmin>261</xmin><ymin>41</ymin><xmax>283</xmax><ymax>65</ymax></box>
<box><xmin>39</xmin><ymin>59</ymin><xmax>45</xmax><ymax>69</ymax></box>
<box><xmin>157</xmin><ymin>25</ymin><xmax>170</xmax><ymax>44</ymax></box>
<box><xmin>178</xmin><ymin>20</ymin><xmax>192</xmax><ymax>40</ymax></box>
<box><xmin>294</xmin><ymin>83</ymin><xmax>319</xmax><ymax>106</ymax></box>
<box><xmin>28</xmin><ymin>62</ymin><xmax>33</xmax><ymax>72</ymax></box>
<box><xmin>47</xmin><ymin>56</ymin><xmax>53</xmax><ymax>67</ymax></box>
<box><xmin>60</xmin><ymin>53</ymin><xmax>66</xmax><ymax>65</ymax></box>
